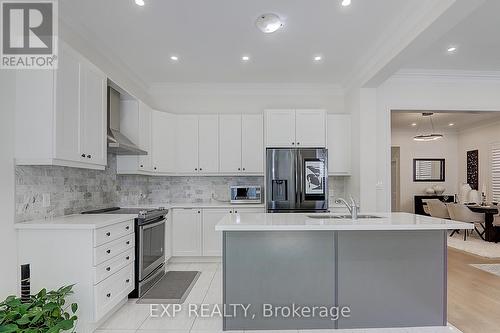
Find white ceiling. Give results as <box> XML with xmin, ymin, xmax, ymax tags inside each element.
<box><xmin>403</xmin><ymin>0</ymin><xmax>500</xmax><ymax>71</ymax></box>
<box><xmin>391</xmin><ymin>111</ymin><xmax>500</xmax><ymax>132</ymax></box>
<box><xmin>60</xmin><ymin>0</ymin><xmax>422</xmax><ymax>85</ymax></box>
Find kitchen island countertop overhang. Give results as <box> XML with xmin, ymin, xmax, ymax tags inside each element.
<box><xmin>215</xmin><ymin>212</ymin><xmax>473</xmax><ymax>231</ymax></box>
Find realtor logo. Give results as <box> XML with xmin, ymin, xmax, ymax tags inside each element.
<box><xmin>1</xmin><ymin>0</ymin><xmax>58</xmax><ymax>69</ymax></box>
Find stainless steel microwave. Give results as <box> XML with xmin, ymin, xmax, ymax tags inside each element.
<box><xmin>230</xmin><ymin>186</ymin><xmax>262</xmax><ymax>204</ymax></box>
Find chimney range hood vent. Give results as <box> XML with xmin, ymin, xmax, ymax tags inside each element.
<box><xmin>107</xmin><ymin>86</ymin><xmax>147</xmax><ymax>155</ymax></box>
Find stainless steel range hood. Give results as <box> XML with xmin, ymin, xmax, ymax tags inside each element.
<box><xmin>107</xmin><ymin>86</ymin><xmax>147</xmax><ymax>155</ymax></box>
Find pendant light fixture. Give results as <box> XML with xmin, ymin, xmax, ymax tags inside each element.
<box><xmin>413</xmin><ymin>112</ymin><xmax>444</xmax><ymax>141</ymax></box>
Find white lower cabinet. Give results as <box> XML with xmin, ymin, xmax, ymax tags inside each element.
<box><xmin>202</xmin><ymin>209</ymin><xmax>227</xmax><ymax>256</ymax></box>
<box><xmin>17</xmin><ymin>218</ymin><xmax>136</xmax><ymax>333</ymax></box>
<box><xmin>172</xmin><ymin>207</ymin><xmax>265</xmax><ymax>257</ymax></box>
<box><xmin>172</xmin><ymin>209</ymin><xmax>202</xmax><ymax>256</ymax></box>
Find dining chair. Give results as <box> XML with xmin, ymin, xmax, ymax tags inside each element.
<box><xmin>426</xmin><ymin>199</ymin><xmax>450</xmax><ymax>219</ymax></box>
<box><xmin>446</xmin><ymin>203</ymin><xmax>485</xmax><ymax>241</ymax></box>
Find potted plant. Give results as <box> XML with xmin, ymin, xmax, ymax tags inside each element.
<box><xmin>0</xmin><ymin>285</ymin><xmax>78</xmax><ymax>333</ymax></box>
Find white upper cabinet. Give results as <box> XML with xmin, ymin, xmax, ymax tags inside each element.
<box><xmin>265</xmin><ymin>109</ymin><xmax>296</xmax><ymax>147</ymax></box>
<box><xmin>327</xmin><ymin>114</ymin><xmax>351</xmax><ymax>175</ymax></box>
<box><xmin>265</xmin><ymin>109</ymin><xmax>326</xmax><ymax>147</ymax></box>
<box><xmin>241</xmin><ymin>114</ymin><xmax>264</xmax><ymax>173</ymax></box>
<box><xmin>175</xmin><ymin>115</ymin><xmax>199</xmax><ymax>173</ymax></box>
<box><xmin>15</xmin><ymin>41</ymin><xmax>107</xmax><ymax>170</ymax></box>
<box><xmin>152</xmin><ymin>111</ymin><xmax>175</xmax><ymax>173</ymax></box>
<box><xmin>79</xmin><ymin>63</ymin><xmax>107</xmax><ymax>166</ymax></box>
<box><xmin>138</xmin><ymin>103</ymin><xmax>152</xmax><ymax>171</ymax></box>
<box><xmin>54</xmin><ymin>45</ymin><xmax>80</xmax><ymax>163</ymax></box>
<box><xmin>219</xmin><ymin>114</ymin><xmax>243</xmax><ymax>173</ymax></box>
<box><xmin>198</xmin><ymin>115</ymin><xmax>219</xmax><ymax>173</ymax></box>
<box><xmin>295</xmin><ymin>109</ymin><xmax>326</xmax><ymax>147</ymax></box>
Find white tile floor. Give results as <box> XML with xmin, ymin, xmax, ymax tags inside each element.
<box><xmin>97</xmin><ymin>262</ymin><xmax>463</xmax><ymax>333</ymax></box>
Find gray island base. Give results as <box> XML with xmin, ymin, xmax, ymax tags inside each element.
<box><xmin>217</xmin><ymin>213</ymin><xmax>470</xmax><ymax>331</ymax></box>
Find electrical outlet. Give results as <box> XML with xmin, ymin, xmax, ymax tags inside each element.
<box><xmin>42</xmin><ymin>193</ymin><xmax>50</xmax><ymax>207</ymax></box>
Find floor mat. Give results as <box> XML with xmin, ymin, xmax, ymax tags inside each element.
<box><xmin>137</xmin><ymin>271</ymin><xmax>201</xmax><ymax>304</ymax></box>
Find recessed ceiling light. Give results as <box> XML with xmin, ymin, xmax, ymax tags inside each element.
<box><xmin>170</xmin><ymin>55</ymin><xmax>179</xmax><ymax>61</ymax></box>
<box><xmin>447</xmin><ymin>46</ymin><xmax>457</xmax><ymax>53</ymax></box>
<box><xmin>411</xmin><ymin>123</ymin><xmax>417</xmax><ymax>127</ymax></box>
<box><xmin>241</xmin><ymin>55</ymin><xmax>250</xmax><ymax>62</ymax></box>
<box><xmin>448</xmin><ymin>123</ymin><xmax>455</xmax><ymax>126</ymax></box>
<box><xmin>341</xmin><ymin>0</ymin><xmax>352</xmax><ymax>6</ymax></box>
<box><xmin>135</xmin><ymin>0</ymin><xmax>145</xmax><ymax>6</ymax></box>
<box><xmin>313</xmin><ymin>55</ymin><xmax>322</xmax><ymax>62</ymax></box>
<box><xmin>255</xmin><ymin>13</ymin><xmax>283</xmax><ymax>34</ymax></box>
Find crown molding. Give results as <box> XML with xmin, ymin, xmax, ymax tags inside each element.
<box><xmin>149</xmin><ymin>82</ymin><xmax>344</xmax><ymax>96</ymax></box>
<box><xmin>390</xmin><ymin>69</ymin><xmax>500</xmax><ymax>81</ymax></box>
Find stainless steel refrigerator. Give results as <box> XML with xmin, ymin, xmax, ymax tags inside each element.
<box><xmin>266</xmin><ymin>148</ymin><xmax>328</xmax><ymax>212</ymax></box>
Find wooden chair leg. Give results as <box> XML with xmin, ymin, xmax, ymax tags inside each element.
<box><xmin>464</xmin><ymin>230</ymin><xmax>467</xmax><ymax>241</ymax></box>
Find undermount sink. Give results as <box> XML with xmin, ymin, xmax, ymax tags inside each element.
<box><xmin>307</xmin><ymin>214</ymin><xmax>382</xmax><ymax>219</ymax></box>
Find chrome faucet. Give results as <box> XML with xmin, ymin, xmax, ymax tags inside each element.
<box><xmin>335</xmin><ymin>196</ymin><xmax>360</xmax><ymax>220</ymax></box>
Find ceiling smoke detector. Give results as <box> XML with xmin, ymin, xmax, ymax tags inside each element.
<box><xmin>255</xmin><ymin>13</ymin><xmax>284</xmax><ymax>34</ymax></box>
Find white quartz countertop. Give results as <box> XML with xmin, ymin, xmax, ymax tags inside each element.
<box><xmin>215</xmin><ymin>212</ymin><xmax>473</xmax><ymax>231</ymax></box>
<box><xmin>15</xmin><ymin>214</ymin><xmax>137</xmax><ymax>230</ymax></box>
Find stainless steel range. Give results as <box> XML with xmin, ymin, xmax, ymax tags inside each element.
<box><xmin>82</xmin><ymin>207</ymin><xmax>167</xmax><ymax>297</ymax></box>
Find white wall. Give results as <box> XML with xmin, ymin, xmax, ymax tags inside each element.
<box><xmin>375</xmin><ymin>72</ymin><xmax>500</xmax><ymax>212</ymax></box>
<box><xmin>0</xmin><ymin>71</ymin><xmax>18</xmax><ymax>297</ymax></box>
<box><xmin>392</xmin><ymin>129</ymin><xmax>458</xmax><ymax>213</ymax></box>
<box><xmin>457</xmin><ymin>120</ymin><xmax>500</xmax><ymax>201</ymax></box>
<box><xmin>149</xmin><ymin>83</ymin><xmax>345</xmax><ymax>114</ymax></box>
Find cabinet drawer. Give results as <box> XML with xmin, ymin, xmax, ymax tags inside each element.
<box><xmin>94</xmin><ymin>263</ymin><xmax>134</xmax><ymax>321</ymax></box>
<box><xmin>95</xmin><ymin>220</ymin><xmax>134</xmax><ymax>247</ymax></box>
<box><xmin>94</xmin><ymin>248</ymin><xmax>135</xmax><ymax>284</ymax></box>
<box><xmin>94</xmin><ymin>234</ymin><xmax>135</xmax><ymax>265</ymax></box>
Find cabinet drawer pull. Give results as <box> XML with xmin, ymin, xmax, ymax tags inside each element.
<box><xmin>125</xmin><ymin>279</ymin><xmax>130</xmax><ymax>283</ymax></box>
<box><xmin>81</xmin><ymin>153</ymin><xmax>86</xmax><ymax>157</ymax></box>
<box><xmin>106</xmin><ymin>232</ymin><xmax>111</xmax><ymax>237</ymax></box>
<box><xmin>106</xmin><ymin>293</ymin><xmax>111</xmax><ymax>298</ymax></box>
<box><xmin>106</xmin><ymin>267</ymin><xmax>111</xmax><ymax>271</ymax></box>
<box><xmin>106</xmin><ymin>249</ymin><xmax>111</xmax><ymax>254</ymax></box>
<box><xmin>87</xmin><ymin>154</ymin><xmax>91</xmax><ymax>158</ymax></box>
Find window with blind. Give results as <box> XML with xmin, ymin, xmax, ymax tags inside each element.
<box><xmin>491</xmin><ymin>143</ymin><xmax>500</xmax><ymax>202</ymax></box>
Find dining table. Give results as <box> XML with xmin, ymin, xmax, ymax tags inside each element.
<box><xmin>466</xmin><ymin>205</ymin><xmax>499</xmax><ymax>242</ymax></box>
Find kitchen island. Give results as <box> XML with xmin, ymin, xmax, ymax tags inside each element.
<box><xmin>216</xmin><ymin>212</ymin><xmax>471</xmax><ymax>331</ymax></box>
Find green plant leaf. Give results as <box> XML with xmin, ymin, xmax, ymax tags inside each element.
<box><xmin>70</xmin><ymin>303</ymin><xmax>77</xmax><ymax>313</ymax></box>
<box><xmin>0</xmin><ymin>324</ymin><xmax>19</xmax><ymax>333</ymax></box>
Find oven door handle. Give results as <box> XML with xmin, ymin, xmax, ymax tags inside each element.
<box><xmin>140</xmin><ymin>219</ymin><xmax>166</xmax><ymax>230</ymax></box>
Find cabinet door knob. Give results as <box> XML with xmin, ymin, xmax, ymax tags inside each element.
<box><xmin>140</xmin><ymin>165</ymin><xmax>143</xmax><ymax>168</ymax></box>
<box><xmin>125</xmin><ymin>279</ymin><xmax>130</xmax><ymax>283</ymax></box>
<box><xmin>154</xmin><ymin>167</ymin><xmax>157</xmax><ymax>170</ymax></box>
<box><xmin>297</xmin><ymin>142</ymin><xmax>300</xmax><ymax>145</ymax></box>
<box><xmin>292</xmin><ymin>142</ymin><xmax>295</xmax><ymax>145</ymax></box>
<box><xmin>106</xmin><ymin>267</ymin><xmax>111</xmax><ymax>271</ymax></box>
<box><xmin>234</xmin><ymin>210</ymin><xmax>238</xmax><ymax>213</ymax></box>
<box><xmin>87</xmin><ymin>154</ymin><xmax>91</xmax><ymax>158</ymax></box>
<box><xmin>106</xmin><ymin>249</ymin><xmax>111</xmax><ymax>254</ymax></box>
<box><xmin>106</xmin><ymin>232</ymin><xmax>111</xmax><ymax>236</ymax></box>
<box><xmin>229</xmin><ymin>210</ymin><xmax>232</xmax><ymax>213</ymax></box>
<box><xmin>195</xmin><ymin>168</ymin><xmax>198</xmax><ymax>171</ymax></box>
<box><xmin>238</xmin><ymin>168</ymin><xmax>241</xmax><ymax>171</ymax></box>
<box><xmin>106</xmin><ymin>293</ymin><xmax>111</xmax><ymax>298</ymax></box>
<box><xmin>81</xmin><ymin>153</ymin><xmax>86</xmax><ymax>158</ymax></box>
<box><xmin>242</xmin><ymin>168</ymin><xmax>245</xmax><ymax>171</ymax></box>
<box><xmin>125</xmin><ymin>226</ymin><xmax>130</xmax><ymax>230</ymax></box>
<box><xmin>126</xmin><ymin>241</ymin><xmax>130</xmax><ymax>245</ymax></box>
<box><xmin>199</xmin><ymin>168</ymin><xmax>202</xmax><ymax>171</ymax></box>
<box><xmin>126</xmin><ymin>256</ymin><xmax>130</xmax><ymax>260</ymax></box>
<box><xmin>198</xmin><ymin>211</ymin><xmax>201</xmax><ymax>214</ymax></box>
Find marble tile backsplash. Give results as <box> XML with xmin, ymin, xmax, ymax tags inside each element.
<box><xmin>15</xmin><ymin>154</ymin><xmax>348</xmax><ymax>222</ymax></box>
